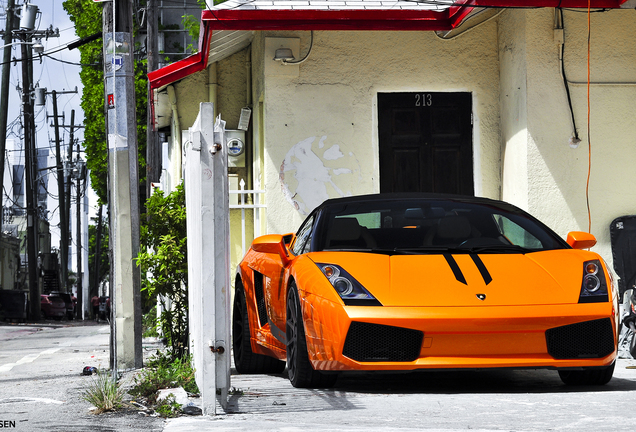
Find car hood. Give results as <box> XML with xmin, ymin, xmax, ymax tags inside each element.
<box><xmin>308</xmin><ymin>249</ymin><xmax>592</xmax><ymax>307</ymax></box>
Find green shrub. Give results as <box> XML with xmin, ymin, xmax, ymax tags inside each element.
<box><xmin>142</xmin><ymin>306</ymin><xmax>160</xmax><ymax>338</ymax></box>
<box><xmin>138</xmin><ymin>183</ymin><xmax>189</xmax><ymax>359</ymax></box>
<box><xmin>155</xmin><ymin>394</ymin><xmax>182</xmax><ymax>418</ymax></box>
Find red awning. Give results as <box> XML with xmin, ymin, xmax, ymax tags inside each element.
<box><xmin>202</xmin><ymin>0</ymin><xmax>628</xmax><ymax>32</ymax></box>
<box><xmin>148</xmin><ymin>0</ymin><xmax>629</xmax><ymax>126</ymax></box>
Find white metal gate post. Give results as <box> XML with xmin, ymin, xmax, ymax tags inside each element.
<box><xmin>184</xmin><ymin>102</ymin><xmax>231</xmax><ymax>414</ymax></box>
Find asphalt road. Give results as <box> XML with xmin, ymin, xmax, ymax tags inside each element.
<box><xmin>0</xmin><ymin>320</ymin><xmax>163</xmax><ymax>432</ymax></box>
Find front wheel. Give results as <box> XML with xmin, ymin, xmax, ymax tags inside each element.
<box><xmin>558</xmin><ymin>362</ymin><xmax>615</xmax><ymax>386</ymax></box>
<box><xmin>286</xmin><ymin>282</ymin><xmax>337</xmax><ymax>388</ymax></box>
<box><xmin>232</xmin><ymin>282</ymin><xmax>285</xmax><ymax>374</ymax></box>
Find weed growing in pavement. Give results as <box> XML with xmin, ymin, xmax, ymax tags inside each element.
<box><xmin>155</xmin><ymin>394</ymin><xmax>182</xmax><ymax>418</ymax></box>
<box><xmin>129</xmin><ymin>350</ymin><xmax>199</xmax><ymax>406</ymax></box>
<box><xmin>81</xmin><ymin>370</ymin><xmax>125</xmax><ymax>414</ymax></box>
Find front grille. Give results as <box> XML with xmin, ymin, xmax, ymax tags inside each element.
<box><xmin>343</xmin><ymin>322</ymin><xmax>423</xmax><ymax>362</ymax></box>
<box><xmin>545</xmin><ymin>318</ymin><xmax>615</xmax><ymax>359</ymax></box>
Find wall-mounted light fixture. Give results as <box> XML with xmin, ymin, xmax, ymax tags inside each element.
<box><xmin>273</xmin><ymin>48</ymin><xmax>295</xmax><ymax>62</ymax></box>
<box><xmin>273</xmin><ymin>31</ymin><xmax>314</xmax><ymax>66</ymax></box>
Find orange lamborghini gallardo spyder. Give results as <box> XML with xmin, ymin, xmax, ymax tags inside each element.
<box><xmin>233</xmin><ymin>194</ymin><xmax>618</xmax><ymax>388</ymax></box>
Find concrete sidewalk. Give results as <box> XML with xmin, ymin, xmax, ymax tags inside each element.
<box><xmin>164</xmin><ymin>358</ymin><xmax>636</xmax><ymax>432</ymax></box>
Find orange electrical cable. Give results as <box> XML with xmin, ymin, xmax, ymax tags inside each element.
<box><xmin>585</xmin><ymin>0</ymin><xmax>592</xmax><ymax>234</ymax></box>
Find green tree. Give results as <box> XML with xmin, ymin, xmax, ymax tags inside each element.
<box><xmin>137</xmin><ymin>184</ymin><xmax>188</xmax><ymax>359</ymax></box>
<box><xmin>63</xmin><ymin>0</ymin><xmax>147</xmax><ymax>203</ymax></box>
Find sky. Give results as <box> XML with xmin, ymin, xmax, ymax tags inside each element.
<box><xmin>3</xmin><ymin>0</ymin><xmax>92</xmax><ymax>268</ymax></box>
<box><xmin>5</xmin><ymin>1</ymin><xmax>85</xmax><ymax>154</ymax></box>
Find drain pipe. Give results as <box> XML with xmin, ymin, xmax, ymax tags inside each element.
<box><xmin>209</xmin><ymin>62</ymin><xmax>218</xmax><ymax>117</ymax></box>
<box><xmin>167</xmin><ymin>84</ymin><xmax>182</xmax><ymax>182</ymax></box>
<box><xmin>245</xmin><ymin>46</ymin><xmax>253</xmax><ymax>193</ymax></box>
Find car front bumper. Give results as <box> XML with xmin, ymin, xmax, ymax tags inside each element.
<box><xmin>301</xmin><ymin>295</ymin><xmax>618</xmax><ymax>372</ymax></box>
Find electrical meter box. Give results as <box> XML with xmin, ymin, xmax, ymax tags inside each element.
<box><xmin>226</xmin><ymin>130</ymin><xmax>246</xmax><ymax>168</ymax></box>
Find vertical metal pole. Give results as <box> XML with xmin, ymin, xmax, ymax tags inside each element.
<box><xmin>52</xmin><ymin>91</ymin><xmax>68</xmax><ymax>294</ymax></box>
<box><xmin>0</xmin><ymin>0</ymin><xmax>16</xmax><ymax>231</ymax></box>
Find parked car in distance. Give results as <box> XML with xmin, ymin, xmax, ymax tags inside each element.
<box><xmin>40</xmin><ymin>294</ymin><xmax>66</xmax><ymax>320</ymax></box>
<box><xmin>47</xmin><ymin>292</ymin><xmax>75</xmax><ymax>319</ymax></box>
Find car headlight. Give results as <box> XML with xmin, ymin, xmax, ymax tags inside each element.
<box><xmin>316</xmin><ymin>263</ymin><xmax>382</xmax><ymax>306</ymax></box>
<box><xmin>578</xmin><ymin>260</ymin><xmax>609</xmax><ymax>303</ymax></box>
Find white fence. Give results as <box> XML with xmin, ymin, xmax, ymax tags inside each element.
<box><xmin>229</xmin><ymin>179</ymin><xmax>266</xmax><ymax>256</ymax></box>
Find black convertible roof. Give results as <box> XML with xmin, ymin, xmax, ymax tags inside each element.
<box><xmin>319</xmin><ymin>193</ymin><xmax>516</xmax><ymax>211</ymax></box>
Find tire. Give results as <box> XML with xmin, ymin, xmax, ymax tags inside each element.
<box><xmin>286</xmin><ymin>282</ymin><xmax>337</xmax><ymax>388</ymax></box>
<box><xmin>558</xmin><ymin>361</ymin><xmax>615</xmax><ymax>386</ymax></box>
<box><xmin>232</xmin><ymin>281</ymin><xmax>286</xmax><ymax>374</ymax></box>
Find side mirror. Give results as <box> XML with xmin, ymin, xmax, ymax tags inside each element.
<box><xmin>251</xmin><ymin>234</ymin><xmax>291</xmax><ymax>266</ymax></box>
<box><xmin>566</xmin><ymin>231</ymin><xmax>597</xmax><ymax>249</ymax></box>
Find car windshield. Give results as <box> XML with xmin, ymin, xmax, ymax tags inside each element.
<box><xmin>312</xmin><ymin>198</ymin><xmax>567</xmax><ymax>254</ymax></box>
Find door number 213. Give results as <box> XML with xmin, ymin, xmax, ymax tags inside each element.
<box><xmin>415</xmin><ymin>93</ymin><xmax>433</xmax><ymax>107</ymax></box>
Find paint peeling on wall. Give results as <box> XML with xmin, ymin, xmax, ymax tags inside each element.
<box><xmin>279</xmin><ymin>136</ymin><xmax>359</xmax><ymax>215</ymax></box>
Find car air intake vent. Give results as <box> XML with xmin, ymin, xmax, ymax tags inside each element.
<box><xmin>545</xmin><ymin>318</ymin><xmax>615</xmax><ymax>359</ymax></box>
<box><xmin>253</xmin><ymin>271</ymin><xmax>267</xmax><ymax>327</ymax></box>
<box><xmin>343</xmin><ymin>322</ymin><xmax>423</xmax><ymax>362</ymax></box>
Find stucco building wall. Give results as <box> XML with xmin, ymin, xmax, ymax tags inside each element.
<box><xmin>500</xmin><ymin>8</ymin><xmax>636</xmax><ymax>267</ymax></box>
<box><xmin>499</xmin><ymin>9</ymin><xmax>529</xmax><ymax>211</ymax></box>
<box><xmin>256</xmin><ymin>26</ymin><xmax>502</xmax><ymax>235</ymax></box>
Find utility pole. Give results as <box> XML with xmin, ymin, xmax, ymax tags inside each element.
<box><xmin>75</xmin><ymin>153</ymin><xmax>85</xmax><ymax>320</ymax></box>
<box><xmin>66</xmin><ymin>110</ymin><xmax>76</xmax><ymax>294</ymax></box>
<box><xmin>20</xmin><ymin>32</ymin><xmax>39</xmax><ymax>320</ymax></box>
<box><xmin>146</xmin><ymin>0</ymin><xmax>160</xmax><ymax>202</ymax></box>
<box><xmin>0</xmin><ymin>0</ymin><xmax>16</xmax><ymax>231</ymax></box>
<box><xmin>11</xmin><ymin>4</ymin><xmax>59</xmax><ymax>320</ymax></box>
<box><xmin>103</xmin><ymin>0</ymin><xmax>142</xmax><ymax>370</ymax></box>
<box><xmin>50</xmin><ymin>91</ymin><xmax>69</xmax><ymax>294</ymax></box>
<box><xmin>92</xmin><ymin>204</ymin><xmax>103</xmax><ymax>302</ymax></box>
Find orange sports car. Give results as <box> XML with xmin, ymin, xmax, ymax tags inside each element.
<box><xmin>232</xmin><ymin>194</ymin><xmax>618</xmax><ymax>388</ymax></box>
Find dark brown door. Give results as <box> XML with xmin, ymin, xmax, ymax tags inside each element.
<box><xmin>378</xmin><ymin>92</ymin><xmax>473</xmax><ymax>195</ymax></box>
